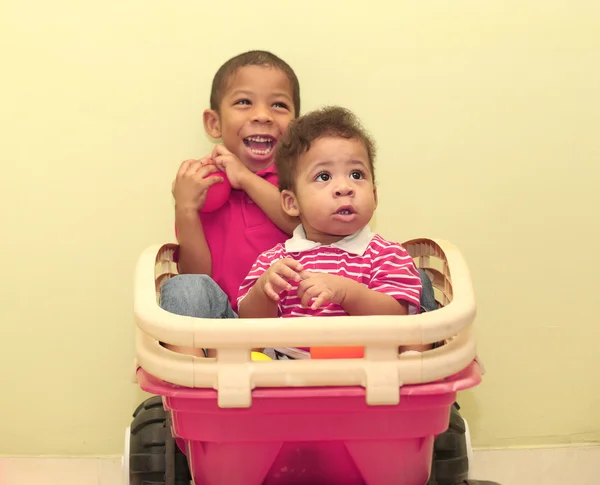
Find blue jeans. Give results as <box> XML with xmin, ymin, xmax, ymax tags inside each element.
<box><xmin>418</xmin><ymin>268</ymin><xmax>438</xmax><ymax>313</ymax></box>
<box><xmin>160</xmin><ymin>274</ymin><xmax>237</xmax><ymax>319</ymax></box>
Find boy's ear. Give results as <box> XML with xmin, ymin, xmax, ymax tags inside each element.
<box><xmin>281</xmin><ymin>190</ymin><xmax>300</xmax><ymax>217</ymax></box>
<box><xmin>203</xmin><ymin>109</ymin><xmax>222</xmax><ymax>139</ymax></box>
<box><xmin>373</xmin><ymin>186</ymin><xmax>378</xmax><ymax>208</ymax></box>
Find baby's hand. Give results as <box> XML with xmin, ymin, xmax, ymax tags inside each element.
<box><xmin>259</xmin><ymin>258</ymin><xmax>303</xmax><ymax>301</ymax></box>
<box><xmin>210</xmin><ymin>144</ymin><xmax>251</xmax><ymax>190</ymax></box>
<box><xmin>297</xmin><ymin>272</ymin><xmax>351</xmax><ymax>310</ymax></box>
<box><xmin>172</xmin><ymin>158</ymin><xmax>222</xmax><ymax>211</ymax></box>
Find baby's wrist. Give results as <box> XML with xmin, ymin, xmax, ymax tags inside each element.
<box><xmin>338</xmin><ymin>278</ymin><xmax>358</xmax><ymax>306</ymax></box>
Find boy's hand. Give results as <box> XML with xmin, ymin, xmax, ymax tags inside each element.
<box><xmin>210</xmin><ymin>144</ymin><xmax>252</xmax><ymax>190</ymax></box>
<box><xmin>172</xmin><ymin>158</ymin><xmax>222</xmax><ymax>211</ymax></box>
<box><xmin>297</xmin><ymin>272</ymin><xmax>353</xmax><ymax>310</ymax></box>
<box><xmin>258</xmin><ymin>258</ymin><xmax>303</xmax><ymax>301</ymax></box>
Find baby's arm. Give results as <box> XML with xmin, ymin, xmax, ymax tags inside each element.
<box><xmin>298</xmin><ymin>242</ymin><xmax>428</xmax><ymax>352</ymax></box>
<box><xmin>239</xmin><ymin>283</ymin><xmax>279</xmax><ymax>320</ymax></box>
<box><xmin>340</xmin><ymin>282</ymin><xmax>409</xmax><ymax>316</ymax></box>
<box><xmin>341</xmin><ymin>285</ymin><xmax>429</xmax><ymax>353</ymax></box>
<box><xmin>297</xmin><ymin>273</ymin><xmax>408</xmax><ymax>316</ymax></box>
<box><xmin>345</xmin><ymin>277</ymin><xmax>430</xmax><ymax>352</ymax></box>
<box><xmin>365</xmin><ymin>243</ymin><xmax>429</xmax><ymax>352</ymax></box>
<box><xmin>238</xmin><ymin>255</ymin><xmax>303</xmax><ymax>319</ymax></box>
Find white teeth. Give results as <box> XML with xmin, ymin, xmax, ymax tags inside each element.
<box><xmin>247</xmin><ymin>136</ymin><xmax>272</xmax><ymax>143</ymax></box>
<box><xmin>338</xmin><ymin>210</ymin><xmax>351</xmax><ymax>215</ymax></box>
<box><xmin>249</xmin><ymin>147</ymin><xmax>271</xmax><ymax>155</ymax></box>
<box><xmin>245</xmin><ymin>136</ymin><xmax>274</xmax><ymax>155</ymax></box>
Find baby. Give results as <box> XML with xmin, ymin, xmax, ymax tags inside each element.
<box><xmin>237</xmin><ymin>106</ymin><xmax>429</xmax><ymax>353</ymax></box>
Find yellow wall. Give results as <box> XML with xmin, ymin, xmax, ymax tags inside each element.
<box><xmin>1</xmin><ymin>1</ymin><xmax>598</xmax><ymax>455</ymax></box>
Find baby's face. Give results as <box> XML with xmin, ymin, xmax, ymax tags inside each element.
<box><xmin>217</xmin><ymin>66</ymin><xmax>296</xmax><ymax>172</ymax></box>
<box><xmin>289</xmin><ymin>136</ymin><xmax>377</xmax><ymax>244</ymax></box>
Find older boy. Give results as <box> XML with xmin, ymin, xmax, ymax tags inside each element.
<box><xmin>161</xmin><ymin>50</ymin><xmax>301</xmax><ymax>355</ymax></box>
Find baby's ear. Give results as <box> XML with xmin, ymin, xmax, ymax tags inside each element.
<box><xmin>281</xmin><ymin>190</ymin><xmax>300</xmax><ymax>217</ymax></box>
<box><xmin>203</xmin><ymin>109</ymin><xmax>221</xmax><ymax>139</ymax></box>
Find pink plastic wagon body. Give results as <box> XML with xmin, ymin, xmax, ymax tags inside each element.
<box><xmin>133</xmin><ymin>238</ymin><xmax>481</xmax><ymax>483</ymax></box>
<box><xmin>137</xmin><ymin>360</ymin><xmax>481</xmax><ymax>485</ymax></box>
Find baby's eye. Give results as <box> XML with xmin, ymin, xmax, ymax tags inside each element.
<box><xmin>350</xmin><ymin>170</ymin><xmax>364</xmax><ymax>180</ymax></box>
<box><xmin>235</xmin><ymin>99</ymin><xmax>251</xmax><ymax>106</ymax></box>
<box><xmin>273</xmin><ymin>101</ymin><xmax>290</xmax><ymax>110</ymax></box>
<box><xmin>315</xmin><ymin>172</ymin><xmax>331</xmax><ymax>182</ymax></box>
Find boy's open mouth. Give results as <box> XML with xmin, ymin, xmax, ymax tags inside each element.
<box><xmin>243</xmin><ymin>135</ymin><xmax>276</xmax><ymax>156</ymax></box>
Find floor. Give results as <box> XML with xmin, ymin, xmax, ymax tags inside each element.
<box><xmin>0</xmin><ymin>445</ymin><xmax>598</xmax><ymax>485</ymax></box>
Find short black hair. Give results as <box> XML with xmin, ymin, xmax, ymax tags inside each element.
<box><xmin>276</xmin><ymin>106</ymin><xmax>376</xmax><ymax>191</ymax></box>
<box><xmin>209</xmin><ymin>50</ymin><xmax>300</xmax><ymax>116</ymax></box>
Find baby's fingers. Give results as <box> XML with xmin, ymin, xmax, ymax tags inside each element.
<box><xmin>280</xmin><ymin>259</ymin><xmax>303</xmax><ymax>278</ymax></box>
<box><xmin>263</xmin><ymin>271</ymin><xmax>295</xmax><ymax>300</ymax></box>
<box><xmin>269</xmin><ymin>273</ymin><xmax>293</xmax><ymax>292</ymax></box>
<box><xmin>311</xmin><ymin>291</ymin><xmax>332</xmax><ymax>310</ymax></box>
<box><xmin>299</xmin><ymin>284</ymin><xmax>320</xmax><ymax>308</ymax></box>
<box><xmin>263</xmin><ymin>282</ymin><xmax>281</xmax><ymax>301</ymax></box>
<box><xmin>277</xmin><ymin>264</ymin><xmax>302</xmax><ymax>283</ymax></box>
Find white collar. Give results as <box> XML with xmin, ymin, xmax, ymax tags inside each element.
<box><xmin>285</xmin><ymin>224</ymin><xmax>375</xmax><ymax>256</ymax></box>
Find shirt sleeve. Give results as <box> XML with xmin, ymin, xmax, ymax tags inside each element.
<box><xmin>237</xmin><ymin>246</ymin><xmax>283</xmax><ymax>310</ymax></box>
<box><xmin>369</xmin><ymin>242</ymin><xmax>422</xmax><ymax>314</ymax></box>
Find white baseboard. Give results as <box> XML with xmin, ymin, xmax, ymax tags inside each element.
<box><xmin>470</xmin><ymin>445</ymin><xmax>599</xmax><ymax>485</ymax></box>
<box><xmin>1</xmin><ymin>445</ymin><xmax>598</xmax><ymax>485</ymax></box>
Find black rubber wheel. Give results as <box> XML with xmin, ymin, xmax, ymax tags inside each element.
<box><xmin>427</xmin><ymin>403</ymin><xmax>470</xmax><ymax>485</ymax></box>
<box><xmin>129</xmin><ymin>396</ymin><xmax>191</xmax><ymax>485</ymax></box>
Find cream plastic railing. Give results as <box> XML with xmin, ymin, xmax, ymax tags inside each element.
<box><xmin>133</xmin><ymin>238</ymin><xmax>477</xmax><ymax>408</ymax></box>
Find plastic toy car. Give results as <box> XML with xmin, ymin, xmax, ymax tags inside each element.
<box><xmin>123</xmin><ymin>238</ymin><xmax>501</xmax><ymax>485</ymax></box>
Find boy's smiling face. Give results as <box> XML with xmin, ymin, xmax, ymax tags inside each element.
<box><xmin>204</xmin><ymin>65</ymin><xmax>296</xmax><ymax>173</ymax></box>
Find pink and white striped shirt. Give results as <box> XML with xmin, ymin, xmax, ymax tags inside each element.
<box><xmin>237</xmin><ymin>225</ymin><xmax>422</xmax><ymax>317</ymax></box>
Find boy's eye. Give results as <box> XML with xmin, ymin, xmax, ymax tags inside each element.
<box><xmin>350</xmin><ymin>170</ymin><xmax>364</xmax><ymax>180</ymax></box>
<box><xmin>273</xmin><ymin>101</ymin><xmax>290</xmax><ymax>110</ymax></box>
<box><xmin>235</xmin><ymin>99</ymin><xmax>251</xmax><ymax>106</ymax></box>
<box><xmin>315</xmin><ymin>172</ymin><xmax>331</xmax><ymax>182</ymax></box>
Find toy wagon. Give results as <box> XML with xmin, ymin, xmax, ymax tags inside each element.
<box><xmin>123</xmin><ymin>238</ymin><xmax>500</xmax><ymax>485</ymax></box>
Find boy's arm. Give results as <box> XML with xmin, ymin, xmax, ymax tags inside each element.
<box><xmin>210</xmin><ymin>145</ymin><xmax>299</xmax><ymax>235</ymax></box>
<box><xmin>240</xmin><ymin>173</ymin><xmax>299</xmax><ymax>235</ymax></box>
<box><xmin>171</xmin><ymin>158</ymin><xmax>223</xmax><ymax>275</ymax></box>
<box><xmin>175</xmin><ymin>207</ymin><xmax>211</xmax><ymax>275</ymax></box>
